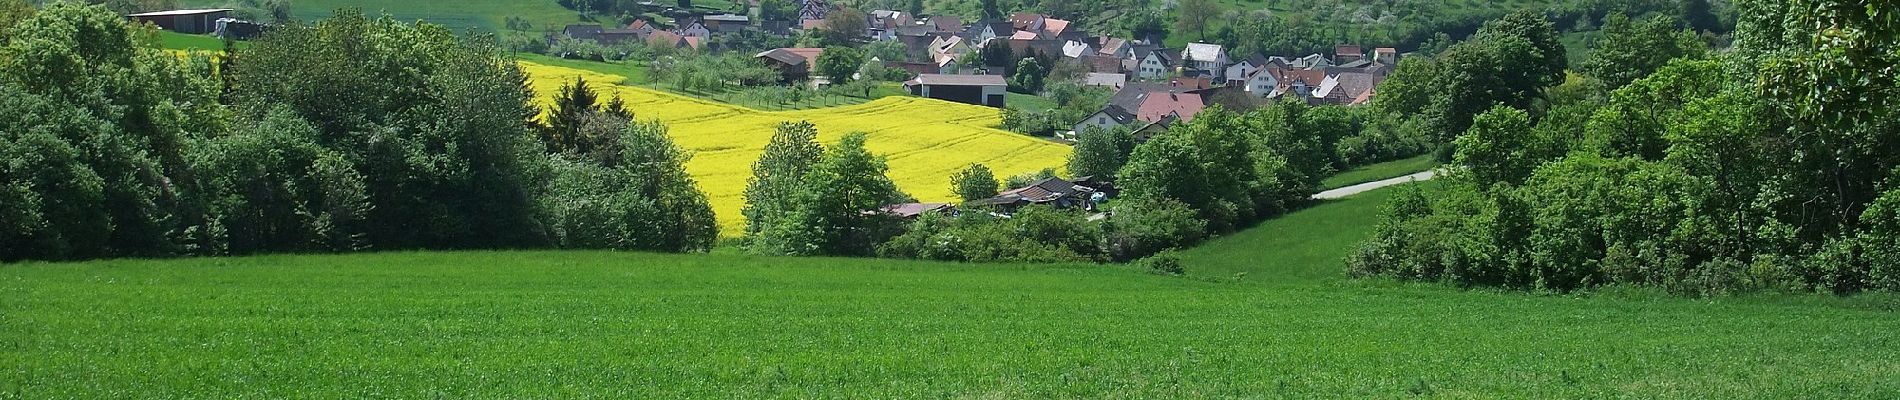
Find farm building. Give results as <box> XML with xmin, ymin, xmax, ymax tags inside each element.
<box><xmin>127</xmin><ymin>9</ymin><xmax>232</xmax><ymax>34</ymax></box>
<box><xmin>755</xmin><ymin>48</ymin><xmax>825</xmax><ymax>82</ymax></box>
<box><xmin>904</xmin><ymin>74</ymin><xmax>1007</xmax><ymax>107</ymax></box>
<box><xmin>965</xmin><ymin>177</ymin><xmax>1098</xmax><ymax>213</ymax></box>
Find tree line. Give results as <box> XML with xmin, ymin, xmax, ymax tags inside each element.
<box><xmin>0</xmin><ymin>4</ymin><xmax>718</xmax><ymax>261</ymax></box>
<box><xmin>1348</xmin><ymin>0</ymin><xmax>1898</xmax><ymax>295</ymax></box>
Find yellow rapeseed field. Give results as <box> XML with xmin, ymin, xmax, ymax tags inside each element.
<box><xmin>519</xmin><ymin>62</ymin><xmax>1073</xmax><ymax>236</ymax></box>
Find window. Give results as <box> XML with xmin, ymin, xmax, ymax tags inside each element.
<box><xmin>1098</xmin><ymin>117</ymin><xmax>1106</xmax><ymax>124</ymax></box>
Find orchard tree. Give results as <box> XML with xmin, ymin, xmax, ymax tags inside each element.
<box><xmin>951</xmin><ymin>164</ymin><xmax>1000</xmax><ymax>201</ymax></box>
<box><xmin>816</xmin><ymin>46</ymin><xmax>865</xmax><ymax>85</ymax></box>
<box><xmin>1175</xmin><ymin>0</ymin><xmax>1221</xmax><ymax>41</ymax></box>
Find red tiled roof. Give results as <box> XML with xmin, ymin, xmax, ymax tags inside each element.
<box><xmin>1135</xmin><ymin>91</ymin><xmax>1205</xmax><ymax>123</ymax></box>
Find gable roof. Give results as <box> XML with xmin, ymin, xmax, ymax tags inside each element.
<box><xmin>1092</xmin><ymin>104</ymin><xmax>1139</xmax><ymax>124</ymax></box>
<box><xmin>1042</xmin><ymin>18</ymin><xmax>1072</xmax><ymax>37</ymax></box>
<box><xmin>1010</xmin><ymin>30</ymin><xmax>1040</xmax><ymax>41</ymax></box>
<box><xmin>1317</xmin><ymin>72</ymin><xmax>1380</xmax><ymax>102</ymax></box>
<box><xmin>564</xmin><ymin>24</ymin><xmax>604</xmax><ymax>38</ymax></box>
<box><xmin>930</xmin><ymin>16</ymin><xmax>963</xmax><ymax>32</ymax></box>
<box><xmin>627</xmin><ymin>20</ymin><xmax>653</xmax><ymax>31</ymax></box>
<box><xmin>1135</xmin><ymin>91</ymin><xmax>1206</xmax><ymax>122</ymax></box>
<box><xmin>1183</xmin><ymin>43</ymin><xmax>1225</xmax><ymax>62</ymax></box>
<box><xmin>1109</xmin><ymin>82</ymin><xmax>1171</xmax><ymax>110</ymax></box>
<box><xmin>1276</xmin><ymin>69</ymin><xmax>1328</xmax><ymax>86</ymax></box>
<box><xmin>1008</xmin><ymin>13</ymin><xmax>1044</xmax><ymax>30</ymax></box>
<box><xmin>1095</xmin><ymin>37</ymin><xmax>1128</xmax><ymax>55</ymax></box>
<box><xmin>1062</xmin><ymin>40</ymin><xmax>1092</xmax><ymax>58</ymax></box>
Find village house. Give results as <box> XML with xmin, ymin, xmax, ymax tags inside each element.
<box><xmin>905</xmin><ymin>74</ymin><xmax>1007</xmax><ymax>107</ymax></box>
<box><xmin>1241</xmin><ymin>67</ymin><xmax>1280</xmax><ymax>98</ymax></box>
<box><xmin>1136</xmin><ymin>91</ymin><xmax>1207</xmax><ymax>123</ymax></box>
<box><xmin>676</xmin><ymin>20</ymin><xmax>711</xmax><ymax>39</ymax></box>
<box><xmin>1132</xmin><ymin>47</ymin><xmax>1173</xmax><ymax>80</ymax></box>
<box><xmin>625</xmin><ymin>20</ymin><xmax>656</xmax><ymax>37</ymax></box>
<box><xmin>1080</xmin><ymin>55</ymin><xmax>1123</xmax><ymax>74</ymax></box>
<box><xmin>867</xmin><ymin>10</ymin><xmax>913</xmax><ymax>41</ymax></box>
<box><xmin>1061</xmin><ymin>39</ymin><xmax>1093</xmax><ymax>59</ymax></box>
<box><xmin>1224</xmin><ymin>55</ymin><xmax>1267</xmax><ymax>86</ymax></box>
<box><xmin>1073</xmin><ymin>104</ymin><xmax>1139</xmax><ymax>134</ymax></box>
<box><xmin>1312</xmin><ymin>72</ymin><xmax>1382</xmax><ymax>105</ymax></box>
<box><xmin>1094</xmin><ymin>37</ymin><xmax>1131</xmax><ymax>60</ymax></box>
<box><xmin>927</xmin><ymin>16</ymin><xmax>963</xmax><ymax>35</ymax></box>
<box><xmin>1335</xmin><ymin>45</ymin><xmax>1365</xmax><ymax>64</ymax></box>
<box><xmin>1373</xmin><ymin>47</ymin><xmax>1399</xmax><ymax>65</ymax></box>
<box><xmin>1268</xmin><ymin>69</ymin><xmax>1329</xmax><ymax>101</ymax></box>
<box><xmin>1290</xmin><ymin>53</ymin><xmax>1333</xmax><ymax>70</ymax></box>
<box><xmin>1181</xmin><ymin>43</ymin><xmax>1229</xmax><ymax>77</ymax></box>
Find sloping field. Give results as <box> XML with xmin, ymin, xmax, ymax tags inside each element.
<box><xmin>5</xmin><ymin>187</ymin><xmax>1897</xmax><ymax>397</ymax></box>
<box><xmin>520</xmin><ymin>62</ymin><xmax>1072</xmax><ymax>235</ymax></box>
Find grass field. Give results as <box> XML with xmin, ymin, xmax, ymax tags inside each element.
<box><xmin>1322</xmin><ymin>154</ymin><xmax>1440</xmax><ymax>190</ymax></box>
<box><xmin>184</xmin><ymin>0</ymin><xmax>584</xmax><ymax>33</ymax></box>
<box><xmin>3</xmin><ymin>185</ymin><xmax>1896</xmax><ymax>397</ymax></box>
<box><xmin>520</xmin><ymin>61</ymin><xmax>1072</xmax><ymax>235</ymax></box>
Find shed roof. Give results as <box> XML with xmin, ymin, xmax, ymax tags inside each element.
<box><xmin>907</xmin><ymin>74</ymin><xmax>1006</xmax><ymax>86</ymax></box>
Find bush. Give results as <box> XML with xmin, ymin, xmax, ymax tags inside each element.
<box><xmin>879</xmin><ymin>205</ymin><xmax>1103</xmax><ymax>263</ymax></box>
<box><xmin>1104</xmin><ymin>198</ymin><xmax>1207</xmax><ymax>262</ymax></box>
<box><xmin>1137</xmin><ymin>252</ymin><xmax>1185</xmax><ymax>276</ymax></box>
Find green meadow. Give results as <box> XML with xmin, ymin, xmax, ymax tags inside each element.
<box><xmin>182</xmin><ymin>0</ymin><xmax>585</xmax><ymax>32</ymax></box>
<box><xmin>3</xmin><ymin>187</ymin><xmax>1896</xmax><ymax>397</ymax></box>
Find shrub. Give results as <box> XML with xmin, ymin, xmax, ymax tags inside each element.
<box><xmin>1137</xmin><ymin>252</ymin><xmax>1184</xmax><ymax>276</ymax></box>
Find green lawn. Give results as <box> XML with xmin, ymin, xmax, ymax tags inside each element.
<box><xmin>1007</xmin><ymin>92</ymin><xmax>1058</xmax><ymax>113</ymax></box>
<box><xmin>4</xmin><ymin>184</ymin><xmax>1897</xmax><ymax>397</ymax></box>
<box><xmin>1322</xmin><ymin>154</ymin><xmax>1440</xmax><ymax>190</ymax></box>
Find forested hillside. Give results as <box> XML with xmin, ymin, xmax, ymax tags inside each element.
<box><xmin>1348</xmin><ymin>0</ymin><xmax>1898</xmax><ymax>296</ymax></box>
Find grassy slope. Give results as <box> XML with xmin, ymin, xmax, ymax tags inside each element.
<box><xmin>1321</xmin><ymin>154</ymin><xmax>1439</xmax><ymax>190</ymax></box>
<box><xmin>3</xmin><ymin>186</ymin><xmax>1897</xmax><ymax>397</ymax></box>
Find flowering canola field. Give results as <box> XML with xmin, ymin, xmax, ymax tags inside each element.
<box><xmin>520</xmin><ymin>62</ymin><xmax>1072</xmax><ymax>236</ymax></box>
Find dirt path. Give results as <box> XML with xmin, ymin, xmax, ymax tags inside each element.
<box><xmin>1312</xmin><ymin>170</ymin><xmax>1438</xmax><ymax>200</ymax></box>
